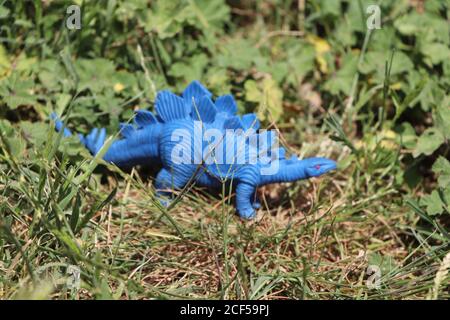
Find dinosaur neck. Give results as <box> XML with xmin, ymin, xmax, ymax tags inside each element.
<box><xmin>259</xmin><ymin>159</ymin><xmax>308</xmax><ymax>185</ymax></box>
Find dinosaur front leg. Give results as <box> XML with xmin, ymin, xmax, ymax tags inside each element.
<box><xmin>235</xmin><ymin>182</ymin><xmax>257</xmax><ymax>219</ymax></box>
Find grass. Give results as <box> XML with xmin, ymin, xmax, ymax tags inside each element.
<box><xmin>1</xmin><ymin>0</ymin><xmax>449</xmax><ymax>300</ymax></box>
<box><xmin>0</xmin><ymin>106</ymin><xmax>448</xmax><ymax>300</ymax></box>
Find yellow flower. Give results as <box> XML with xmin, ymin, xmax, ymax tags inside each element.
<box><xmin>307</xmin><ymin>35</ymin><xmax>331</xmax><ymax>54</ymax></box>
<box><xmin>306</xmin><ymin>35</ymin><xmax>331</xmax><ymax>74</ymax></box>
<box><xmin>380</xmin><ymin>130</ymin><xmax>398</xmax><ymax>150</ymax></box>
<box><xmin>390</xmin><ymin>82</ymin><xmax>402</xmax><ymax>90</ymax></box>
<box><xmin>114</xmin><ymin>83</ymin><xmax>125</xmax><ymax>93</ymax></box>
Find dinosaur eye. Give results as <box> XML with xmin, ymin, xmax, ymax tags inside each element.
<box><xmin>315</xmin><ymin>165</ymin><xmax>321</xmax><ymax>170</ymax></box>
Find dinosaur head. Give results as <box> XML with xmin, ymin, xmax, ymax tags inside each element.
<box><xmin>302</xmin><ymin>157</ymin><xmax>337</xmax><ymax>178</ymax></box>
<box><xmin>259</xmin><ymin>156</ymin><xmax>337</xmax><ymax>185</ymax></box>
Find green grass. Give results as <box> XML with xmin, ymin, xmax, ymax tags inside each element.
<box><xmin>0</xmin><ymin>0</ymin><xmax>449</xmax><ymax>300</ymax></box>
<box><xmin>0</xmin><ymin>107</ymin><xmax>447</xmax><ymax>299</ymax></box>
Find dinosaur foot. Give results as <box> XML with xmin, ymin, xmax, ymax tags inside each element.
<box><xmin>238</xmin><ymin>207</ymin><xmax>256</xmax><ymax>220</ymax></box>
<box><xmin>158</xmin><ymin>198</ymin><xmax>171</xmax><ymax>208</ymax></box>
<box><xmin>252</xmin><ymin>200</ymin><xmax>261</xmax><ymax>209</ymax></box>
<box><xmin>155</xmin><ymin>191</ymin><xmax>172</xmax><ymax>208</ymax></box>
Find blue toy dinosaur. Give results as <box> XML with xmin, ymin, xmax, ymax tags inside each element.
<box><xmin>52</xmin><ymin>81</ymin><xmax>336</xmax><ymax>219</ymax></box>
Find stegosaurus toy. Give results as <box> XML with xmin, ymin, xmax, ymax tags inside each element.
<box><xmin>52</xmin><ymin>81</ymin><xmax>336</xmax><ymax>219</ymax></box>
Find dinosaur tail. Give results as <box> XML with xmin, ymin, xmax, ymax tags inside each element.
<box><xmin>259</xmin><ymin>157</ymin><xmax>337</xmax><ymax>185</ymax></box>
<box><xmin>50</xmin><ymin>113</ymin><xmax>107</xmax><ymax>155</ymax></box>
<box><xmin>51</xmin><ymin>112</ymin><xmax>163</xmax><ymax>168</ymax></box>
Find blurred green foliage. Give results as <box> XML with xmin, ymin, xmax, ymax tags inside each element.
<box><xmin>2</xmin><ymin>0</ymin><xmax>448</xmax><ymax>214</ymax></box>
<box><xmin>0</xmin><ymin>0</ymin><xmax>449</xmax><ymax>299</ymax></box>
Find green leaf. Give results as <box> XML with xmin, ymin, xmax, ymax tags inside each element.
<box><xmin>421</xmin><ymin>43</ymin><xmax>450</xmax><ymax>65</ymax></box>
<box><xmin>8</xmin><ymin>136</ymin><xmax>26</xmax><ymax>160</ymax></box>
<box><xmin>432</xmin><ymin>156</ymin><xmax>450</xmax><ymax>189</ymax></box>
<box><xmin>0</xmin><ymin>5</ymin><xmax>10</xmax><ymax>19</ymax></box>
<box><xmin>368</xmin><ymin>253</ymin><xmax>397</xmax><ymax>275</ymax></box>
<box><xmin>394</xmin><ymin>13</ymin><xmax>422</xmax><ymax>35</ymax></box>
<box><xmin>420</xmin><ymin>190</ymin><xmax>445</xmax><ymax>216</ymax></box>
<box><xmin>217</xmin><ymin>38</ymin><xmax>259</xmax><ymax>70</ymax></box>
<box><xmin>334</xmin><ymin>18</ymin><xmax>357</xmax><ymax>47</ymax></box>
<box><xmin>20</xmin><ymin>121</ymin><xmax>50</xmax><ymax>148</ymax></box>
<box><xmin>244</xmin><ymin>76</ymin><xmax>283</xmax><ymax>122</ymax></box>
<box><xmin>145</xmin><ymin>0</ymin><xmax>229</xmax><ymax>39</ymax></box>
<box><xmin>369</xmin><ymin>27</ymin><xmax>398</xmax><ymax>52</ymax></box>
<box><xmin>435</xmin><ymin>103</ymin><xmax>450</xmax><ymax>139</ymax></box>
<box><xmin>347</xmin><ymin>0</ymin><xmax>374</xmax><ymax>33</ymax></box>
<box><xmin>286</xmin><ymin>43</ymin><xmax>316</xmax><ymax>84</ymax></box>
<box><xmin>425</xmin><ymin>0</ymin><xmax>448</xmax><ymax>13</ymax></box>
<box><xmin>419</xmin><ymin>78</ymin><xmax>446</xmax><ymax>112</ymax></box>
<box><xmin>0</xmin><ymin>76</ymin><xmax>37</xmax><ymax>110</ymax></box>
<box><xmin>14</xmin><ymin>52</ymin><xmax>37</xmax><ymax>73</ymax></box>
<box><xmin>55</xmin><ymin>93</ymin><xmax>72</xmax><ymax>114</ymax></box>
<box><xmin>188</xmin><ymin>0</ymin><xmax>230</xmax><ymax>31</ymax></box>
<box><xmin>396</xmin><ymin>122</ymin><xmax>417</xmax><ymax>149</ymax></box>
<box><xmin>318</xmin><ymin>0</ymin><xmax>341</xmax><ymax>16</ymax></box>
<box><xmin>395</xmin><ymin>12</ymin><xmax>449</xmax><ymax>44</ymax></box>
<box><xmin>0</xmin><ymin>44</ymin><xmax>11</xmax><ymax>75</ymax></box>
<box><xmin>38</xmin><ymin>59</ymin><xmax>66</xmax><ymax>91</ymax></box>
<box><xmin>97</xmin><ymin>278</ymin><xmax>113</xmax><ymax>300</ymax></box>
<box><xmin>244</xmin><ymin>79</ymin><xmax>260</xmax><ymax>102</ymax></box>
<box><xmin>145</xmin><ymin>1</ymin><xmax>190</xmax><ymax>38</ymax></box>
<box><xmin>389</xmin><ymin>51</ymin><xmax>414</xmax><ymax>76</ymax></box>
<box><xmin>94</xmin><ymin>89</ymin><xmax>122</xmax><ymax>116</ymax></box>
<box><xmin>76</xmin><ymin>58</ymin><xmax>116</xmax><ymax>93</ymax></box>
<box><xmin>51</xmin><ymin>229</ymin><xmax>83</xmax><ymax>257</ymax></box>
<box><xmin>324</xmin><ymin>52</ymin><xmax>358</xmax><ymax>95</ymax></box>
<box><xmin>205</xmin><ymin>66</ymin><xmax>230</xmax><ymax>93</ymax></box>
<box><xmin>393</xmin><ymin>79</ymin><xmax>427</xmax><ymax>122</ymax></box>
<box><xmin>169</xmin><ymin>53</ymin><xmax>209</xmax><ymax>84</ymax></box>
<box><xmin>413</xmin><ymin>127</ymin><xmax>445</xmax><ymax>158</ymax></box>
